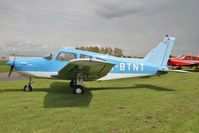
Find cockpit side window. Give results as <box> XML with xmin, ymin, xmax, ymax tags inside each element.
<box><xmin>184</xmin><ymin>56</ymin><xmax>191</xmax><ymax>60</ymax></box>
<box><xmin>80</xmin><ymin>54</ymin><xmax>92</xmax><ymax>59</ymax></box>
<box><xmin>56</xmin><ymin>52</ymin><xmax>77</xmax><ymax>61</ymax></box>
<box><xmin>179</xmin><ymin>55</ymin><xmax>184</xmax><ymax>59</ymax></box>
<box><xmin>192</xmin><ymin>57</ymin><xmax>196</xmax><ymax>60</ymax></box>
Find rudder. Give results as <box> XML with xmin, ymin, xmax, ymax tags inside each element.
<box><xmin>144</xmin><ymin>35</ymin><xmax>175</xmax><ymax>67</ymax></box>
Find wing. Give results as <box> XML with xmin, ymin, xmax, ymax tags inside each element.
<box><xmin>55</xmin><ymin>59</ymin><xmax>115</xmax><ymax>81</ymax></box>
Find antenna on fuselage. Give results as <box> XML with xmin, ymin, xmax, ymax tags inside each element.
<box><xmin>106</xmin><ymin>49</ymin><xmax>112</xmax><ymax>55</ymax></box>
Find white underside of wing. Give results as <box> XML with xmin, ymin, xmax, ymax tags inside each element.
<box><xmin>18</xmin><ymin>71</ymin><xmax>58</xmax><ymax>78</ymax></box>
<box><xmin>98</xmin><ymin>73</ymin><xmax>153</xmax><ymax>81</ymax></box>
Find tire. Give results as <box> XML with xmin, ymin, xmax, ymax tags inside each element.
<box><xmin>195</xmin><ymin>68</ymin><xmax>199</xmax><ymax>72</ymax></box>
<box><xmin>176</xmin><ymin>67</ymin><xmax>182</xmax><ymax>70</ymax></box>
<box><xmin>73</xmin><ymin>85</ymin><xmax>84</xmax><ymax>94</ymax></box>
<box><xmin>24</xmin><ymin>85</ymin><xmax>32</xmax><ymax>92</ymax></box>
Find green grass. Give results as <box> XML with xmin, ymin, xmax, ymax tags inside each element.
<box><xmin>0</xmin><ymin>61</ymin><xmax>16</xmax><ymax>73</ymax></box>
<box><xmin>0</xmin><ymin>72</ymin><xmax>199</xmax><ymax>133</ymax></box>
<box><xmin>0</xmin><ymin>61</ymin><xmax>10</xmax><ymax>73</ymax></box>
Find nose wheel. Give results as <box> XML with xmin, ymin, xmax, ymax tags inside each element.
<box><xmin>24</xmin><ymin>84</ymin><xmax>32</xmax><ymax>91</ymax></box>
<box><xmin>24</xmin><ymin>77</ymin><xmax>33</xmax><ymax>92</ymax></box>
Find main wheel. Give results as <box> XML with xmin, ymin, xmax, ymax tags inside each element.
<box><xmin>73</xmin><ymin>85</ymin><xmax>84</xmax><ymax>94</ymax></box>
<box><xmin>195</xmin><ymin>68</ymin><xmax>199</xmax><ymax>72</ymax></box>
<box><xmin>24</xmin><ymin>84</ymin><xmax>32</xmax><ymax>91</ymax></box>
<box><xmin>176</xmin><ymin>66</ymin><xmax>182</xmax><ymax>70</ymax></box>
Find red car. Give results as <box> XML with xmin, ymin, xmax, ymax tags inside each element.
<box><xmin>168</xmin><ymin>54</ymin><xmax>199</xmax><ymax>72</ymax></box>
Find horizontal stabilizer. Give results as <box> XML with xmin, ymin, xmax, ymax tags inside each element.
<box><xmin>158</xmin><ymin>69</ymin><xmax>191</xmax><ymax>73</ymax></box>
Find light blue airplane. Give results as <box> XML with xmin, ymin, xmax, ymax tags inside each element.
<box><xmin>7</xmin><ymin>35</ymin><xmax>181</xmax><ymax>94</ymax></box>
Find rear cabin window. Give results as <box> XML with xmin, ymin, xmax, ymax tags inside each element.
<box><xmin>198</xmin><ymin>58</ymin><xmax>199</xmax><ymax>60</ymax></box>
<box><xmin>192</xmin><ymin>57</ymin><xmax>196</xmax><ymax>60</ymax></box>
<box><xmin>80</xmin><ymin>54</ymin><xmax>92</xmax><ymax>59</ymax></box>
<box><xmin>56</xmin><ymin>52</ymin><xmax>77</xmax><ymax>61</ymax></box>
<box><xmin>185</xmin><ymin>56</ymin><xmax>191</xmax><ymax>60</ymax></box>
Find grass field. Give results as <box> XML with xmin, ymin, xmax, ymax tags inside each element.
<box><xmin>0</xmin><ymin>72</ymin><xmax>199</xmax><ymax>133</ymax></box>
<box><xmin>0</xmin><ymin>61</ymin><xmax>10</xmax><ymax>73</ymax></box>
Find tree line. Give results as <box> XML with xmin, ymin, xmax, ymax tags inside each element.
<box><xmin>75</xmin><ymin>46</ymin><xmax>123</xmax><ymax>57</ymax></box>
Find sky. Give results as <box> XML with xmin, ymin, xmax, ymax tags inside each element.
<box><xmin>0</xmin><ymin>0</ymin><xmax>199</xmax><ymax>57</ymax></box>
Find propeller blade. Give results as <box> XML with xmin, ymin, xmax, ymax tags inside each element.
<box><xmin>7</xmin><ymin>55</ymin><xmax>16</xmax><ymax>77</ymax></box>
<box><xmin>8</xmin><ymin>64</ymin><xmax>14</xmax><ymax>77</ymax></box>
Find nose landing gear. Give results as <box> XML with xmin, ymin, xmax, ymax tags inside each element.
<box><xmin>24</xmin><ymin>77</ymin><xmax>33</xmax><ymax>92</ymax></box>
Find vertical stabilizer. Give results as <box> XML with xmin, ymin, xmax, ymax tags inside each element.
<box><xmin>144</xmin><ymin>36</ymin><xmax>175</xmax><ymax>67</ymax></box>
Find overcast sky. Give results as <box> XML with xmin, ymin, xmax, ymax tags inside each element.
<box><xmin>0</xmin><ymin>0</ymin><xmax>199</xmax><ymax>56</ymax></box>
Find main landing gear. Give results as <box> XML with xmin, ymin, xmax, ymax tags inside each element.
<box><xmin>22</xmin><ymin>78</ymin><xmax>85</xmax><ymax>94</ymax></box>
<box><xmin>195</xmin><ymin>66</ymin><xmax>199</xmax><ymax>72</ymax></box>
<box><xmin>24</xmin><ymin>77</ymin><xmax>33</xmax><ymax>92</ymax></box>
<box><xmin>70</xmin><ymin>80</ymin><xmax>85</xmax><ymax>94</ymax></box>
<box><xmin>176</xmin><ymin>66</ymin><xmax>182</xmax><ymax>70</ymax></box>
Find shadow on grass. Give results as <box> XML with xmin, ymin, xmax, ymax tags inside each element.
<box><xmin>0</xmin><ymin>82</ymin><xmax>93</xmax><ymax>108</ymax></box>
<box><xmin>43</xmin><ymin>83</ymin><xmax>174</xmax><ymax>108</ymax></box>
<box><xmin>42</xmin><ymin>82</ymin><xmax>93</xmax><ymax>108</ymax></box>
<box><xmin>89</xmin><ymin>84</ymin><xmax>175</xmax><ymax>92</ymax></box>
<box><xmin>0</xmin><ymin>82</ymin><xmax>175</xmax><ymax>108</ymax></box>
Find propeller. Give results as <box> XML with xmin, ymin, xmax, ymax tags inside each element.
<box><xmin>8</xmin><ymin>56</ymin><xmax>16</xmax><ymax>77</ymax></box>
<box><xmin>8</xmin><ymin>64</ymin><xmax>14</xmax><ymax>77</ymax></box>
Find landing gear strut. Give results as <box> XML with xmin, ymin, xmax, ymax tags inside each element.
<box><xmin>70</xmin><ymin>80</ymin><xmax>76</xmax><ymax>88</ymax></box>
<box><xmin>195</xmin><ymin>65</ymin><xmax>199</xmax><ymax>72</ymax></box>
<box><xmin>24</xmin><ymin>77</ymin><xmax>32</xmax><ymax>92</ymax></box>
<box><xmin>70</xmin><ymin>79</ymin><xmax>85</xmax><ymax>94</ymax></box>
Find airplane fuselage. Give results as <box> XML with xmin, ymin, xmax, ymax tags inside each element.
<box><xmin>168</xmin><ymin>54</ymin><xmax>199</xmax><ymax>66</ymax></box>
<box><xmin>6</xmin><ymin>36</ymin><xmax>176</xmax><ymax>94</ymax></box>
<box><xmin>8</xmin><ymin>49</ymin><xmax>166</xmax><ymax>81</ymax></box>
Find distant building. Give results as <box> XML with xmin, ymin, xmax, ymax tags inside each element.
<box><xmin>0</xmin><ymin>55</ymin><xmax>9</xmax><ymax>61</ymax></box>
